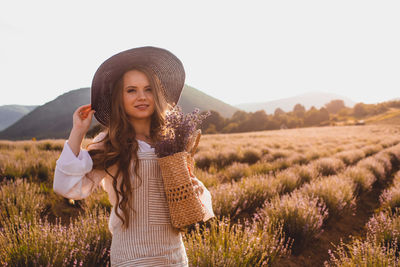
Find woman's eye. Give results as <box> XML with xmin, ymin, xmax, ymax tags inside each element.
<box><xmin>146</xmin><ymin>88</ymin><xmax>152</xmax><ymax>91</ymax></box>
<box><xmin>127</xmin><ymin>89</ymin><xmax>136</xmax><ymax>93</ymax></box>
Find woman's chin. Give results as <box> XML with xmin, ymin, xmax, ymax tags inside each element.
<box><xmin>127</xmin><ymin>114</ymin><xmax>153</xmax><ymax>121</ymax></box>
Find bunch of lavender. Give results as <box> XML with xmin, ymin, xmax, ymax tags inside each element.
<box><xmin>154</xmin><ymin>105</ymin><xmax>210</xmax><ymax>158</ymax></box>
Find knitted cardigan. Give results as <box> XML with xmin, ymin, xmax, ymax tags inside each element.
<box><xmin>53</xmin><ymin>133</ymin><xmax>214</xmax><ymax>267</ymax></box>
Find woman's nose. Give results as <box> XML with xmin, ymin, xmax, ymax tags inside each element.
<box><xmin>137</xmin><ymin>89</ymin><xmax>146</xmax><ymax>99</ymax></box>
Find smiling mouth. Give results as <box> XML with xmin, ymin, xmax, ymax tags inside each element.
<box><xmin>135</xmin><ymin>105</ymin><xmax>149</xmax><ymax>108</ymax></box>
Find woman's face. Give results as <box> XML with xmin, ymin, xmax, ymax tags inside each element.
<box><xmin>122</xmin><ymin>69</ymin><xmax>155</xmax><ymax>124</ymax></box>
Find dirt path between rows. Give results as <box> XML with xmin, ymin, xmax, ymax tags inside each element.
<box><xmin>272</xmin><ymin>178</ymin><xmax>390</xmax><ymax>267</ymax></box>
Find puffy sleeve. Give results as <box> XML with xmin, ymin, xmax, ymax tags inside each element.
<box><xmin>190</xmin><ymin>176</ymin><xmax>215</xmax><ymax>222</ymax></box>
<box><xmin>53</xmin><ymin>133</ymin><xmax>106</xmax><ymax>200</ymax></box>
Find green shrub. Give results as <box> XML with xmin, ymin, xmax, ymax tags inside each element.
<box><xmin>292</xmin><ymin>165</ymin><xmax>318</xmax><ymax>184</ymax></box>
<box><xmin>366</xmin><ymin>209</ymin><xmax>400</xmax><ymax>250</ymax></box>
<box><xmin>195</xmin><ymin>152</ymin><xmax>214</xmax><ymax>170</ymax></box>
<box><xmin>256</xmin><ymin>191</ymin><xmax>328</xmax><ymax>253</ymax></box>
<box><xmin>288</xmin><ymin>153</ymin><xmax>309</xmax><ymax>165</ymax></box>
<box><xmin>357</xmin><ymin>157</ymin><xmax>386</xmax><ymax>181</ymax></box>
<box><xmin>335</xmin><ymin>149</ymin><xmax>365</xmax><ymax>165</ymax></box>
<box><xmin>300</xmin><ymin>175</ymin><xmax>356</xmax><ymax>217</ymax></box>
<box><xmin>241</xmin><ymin>148</ymin><xmax>261</xmax><ymax>164</ymax></box>
<box><xmin>305</xmin><ymin>150</ymin><xmax>321</xmax><ymax>161</ymax></box>
<box><xmin>0</xmin><ymin>142</ymin><xmax>16</xmax><ymax>150</ymax></box>
<box><xmin>380</xmin><ymin>138</ymin><xmax>400</xmax><ymax>149</ymax></box>
<box><xmin>36</xmin><ymin>142</ymin><xmax>63</xmax><ymax>151</ymax></box>
<box><xmin>383</xmin><ymin>144</ymin><xmax>400</xmax><ymax>168</ymax></box>
<box><xmin>195</xmin><ymin>149</ymin><xmax>241</xmax><ymax>170</ymax></box>
<box><xmin>326</xmin><ymin>238</ymin><xmax>399</xmax><ymax>267</ymax></box>
<box><xmin>249</xmin><ymin>162</ymin><xmax>276</xmax><ymax>175</ymax></box>
<box><xmin>183</xmin><ymin>217</ymin><xmax>291</xmax><ymax>267</ymax></box>
<box><xmin>312</xmin><ymin>158</ymin><xmax>345</xmax><ymax>177</ymax></box>
<box><xmin>362</xmin><ymin>144</ymin><xmax>383</xmax><ymax>157</ymax></box>
<box><xmin>275</xmin><ymin>169</ymin><xmax>303</xmax><ymax>194</ymax></box>
<box><xmin>83</xmin><ymin>188</ymin><xmax>112</xmax><ymax>212</ymax></box>
<box><xmin>270</xmin><ymin>150</ymin><xmax>289</xmax><ymax>161</ymax></box>
<box><xmin>379</xmin><ymin>172</ymin><xmax>400</xmax><ymax>211</ymax></box>
<box><xmin>0</xmin><ymin>207</ymin><xmax>111</xmax><ymax>267</ymax></box>
<box><xmin>193</xmin><ymin>167</ymin><xmax>220</xmax><ymax>188</ymax></box>
<box><xmin>343</xmin><ymin>166</ymin><xmax>376</xmax><ymax>194</ymax></box>
<box><xmin>374</xmin><ymin>152</ymin><xmax>393</xmax><ymax>176</ymax></box>
<box><xmin>0</xmin><ymin>149</ymin><xmax>56</xmax><ymax>183</ymax></box>
<box><xmin>0</xmin><ymin>178</ymin><xmax>45</xmax><ymax>226</ymax></box>
<box><xmin>211</xmin><ymin>175</ymin><xmax>281</xmax><ymax>219</ymax></box>
<box><xmin>221</xmin><ymin>162</ymin><xmax>251</xmax><ymax>183</ymax></box>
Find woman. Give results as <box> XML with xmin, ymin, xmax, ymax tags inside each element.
<box><xmin>53</xmin><ymin>46</ymin><xmax>214</xmax><ymax>266</ymax></box>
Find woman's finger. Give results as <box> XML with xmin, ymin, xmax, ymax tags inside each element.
<box><xmin>75</xmin><ymin>105</ymin><xmax>89</xmax><ymax>116</ymax></box>
<box><xmin>77</xmin><ymin>105</ymin><xmax>94</xmax><ymax>119</ymax></box>
<box><xmin>80</xmin><ymin>110</ymin><xmax>95</xmax><ymax>120</ymax></box>
<box><xmin>80</xmin><ymin>105</ymin><xmax>92</xmax><ymax>115</ymax></box>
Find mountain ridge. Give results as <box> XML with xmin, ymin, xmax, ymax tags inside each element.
<box><xmin>0</xmin><ymin>85</ymin><xmax>239</xmax><ymax>140</ymax></box>
<box><xmin>0</xmin><ymin>105</ymin><xmax>39</xmax><ymax>131</ymax></box>
<box><xmin>235</xmin><ymin>91</ymin><xmax>356</xmax><ymax>113</ymax></box>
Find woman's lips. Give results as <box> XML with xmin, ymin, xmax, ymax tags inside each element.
<box><xmin>135</xmin><ymin>105</ymin><xmax>148</xmax><ymax>110</ymax></box>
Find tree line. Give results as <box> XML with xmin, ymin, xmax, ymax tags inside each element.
<box><xmin>200</xmin><ymin>99</ymin><xmax>400</xmax><ymax>134</ymax></box>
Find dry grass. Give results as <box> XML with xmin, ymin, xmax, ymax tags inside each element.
<box><xmin>2</xmin><ymin>125</ymin><xmax>400</xmax><ymax>266</ymax></box>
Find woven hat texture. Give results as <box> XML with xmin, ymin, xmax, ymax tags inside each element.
<box><xmin>91</xmin><ymin>46</ymin><xmax>185</xmax><ymax>126</ymax></box>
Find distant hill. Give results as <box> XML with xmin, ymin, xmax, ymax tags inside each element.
<box><xmin>0</xmin><ymin>85</ymin><xmax>239</xmax><ymax>140</ymax></box>
<box><xmin>235</xmin><ymin>91</ymin><xmax>356</xmax><ymax>114</ymax></box>
<box><xmin>365</xmin><ymin>108</ymin><xmax>400</xmax><ymax>125</ymax></box>
<box><xmin>0</xmin><ymin>88</ymin><xmax>93</xmax><ymax>140</ymax></box>
<box><xmin>178</xmin><ymin>85</ymin><xmax>239</xmax><ymax>118</ymax></box>
<box><xmin>0</xmin><ymin>105</ymin><xmax>38</xmax><ymax>131</ymax></box>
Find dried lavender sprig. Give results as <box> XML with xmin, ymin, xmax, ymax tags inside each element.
<box><xmin>154</xmin><ymin>106</ymin><xmax>210</xmax><ymax>158</ymax></box>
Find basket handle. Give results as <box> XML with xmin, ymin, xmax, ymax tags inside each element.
<box><xmin>187</xmin><ymin>129</ymin><xmax>201</xmax><ymax>157</ymax></box>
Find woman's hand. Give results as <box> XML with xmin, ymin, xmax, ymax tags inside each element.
<box><xmin>67</xmin><ymin>104</ymin><xmax>96</xmax><ymax>156</ymax></box>
<box><xmin>72</xmin><ymin>104</ymin><xmax>96</xmax><ymax>135</ymax></box>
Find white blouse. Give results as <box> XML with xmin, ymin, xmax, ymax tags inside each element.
<box><xmin>52</xmin><ymin>135</ymin><xmax>215</xmax><ymax>235</ymax></box>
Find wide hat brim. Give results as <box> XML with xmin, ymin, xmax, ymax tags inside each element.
<box><xmin>91</xmin><ymin>46</ymin><xmax>185</xmax><ymax>127</ymax></box>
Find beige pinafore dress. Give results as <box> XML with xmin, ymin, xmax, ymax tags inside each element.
<box><xmin>108</xmin><ymin>150</ymin><xmax>189</xmax><ymax>267</ymax></box>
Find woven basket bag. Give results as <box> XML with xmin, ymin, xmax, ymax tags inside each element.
<box><xmin>157</xmin><ymin>129</ymin><xmax>206</xmax><ymax>229</ymax></box>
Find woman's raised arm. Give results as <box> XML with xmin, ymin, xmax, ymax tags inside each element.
<box><xmin>52</xmin><ymin>104</ymin><xmax>105</xmax><ymax>200</ymax></box>
<box><xmin>67</xmin><ymin>104</ymin><xmax>96</xmax><ymax>156</ymax></box>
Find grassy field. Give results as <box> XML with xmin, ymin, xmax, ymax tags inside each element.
<box><xmin>1</xmin><ymin>124</ymin><xmax>400</xmax><ymax>266</ymax></box>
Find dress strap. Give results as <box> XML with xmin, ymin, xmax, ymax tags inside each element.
<box><xmin>137</xmin><ymin>151</ymin><xmax>158</xmax><ymax>160</ymax></box>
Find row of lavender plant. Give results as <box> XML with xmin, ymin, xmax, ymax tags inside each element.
<box><xmin>252</xmin><ymin>143</ymin><xmax>400</xmax><ymax>254</ymax></box>
<box><xmin>0</xmin><ymin>177</ymin><xmax>292</xmax><ymax>267</ymax></box>
<box><xmin>182</xmin><ymin>216</ymin><xmax>291</xmax><ymax>266</ymax></box>
<box><xmin>197</xmin><ymin>136</ymin><xmax>399</xmax><ymax>190</ymax></box>
<box><xmin>195</xmin><ymin>140</ymin><xmax>387</xmax><ymax>184</ymax></box>
<box><xmin>1</xmin><ymin>125</ymin><xmax>399</xmax><ymax>265</ymax></box>
<box><xmin>220</xmin><ymin>142</ymin><xmax>384</xmax><ymax>184</ymax></box>
<box><xmin>325</xmin><ymin>170</ymin><xmax>400</xmax><ymax>266</ymax></box>
<box><xmin>195</xmin><ymin>125</ymin><xmax>397</xmax><ymax>171</ymax></box>
<box><xmin>0</xmin><ymin>137</ymin><xmax>100</xmax><ymax>185</ymax></box>
<box><xmin>0</xmin><ymin>177</ymin><xmax>111</xmax><ymax>266</ymax></box>
<box><xmin>0</xmin><ymin>141</ymin><xmax>365</xmax><ymax>266</ymax></box>
<box><xmin>179</xmin><ymin>127</ymin><xmax>400</xmax><ymax>264</ymax></box>
<box><xmin>209</xmin><ymin>139</ymin><xmax>400</xmax><ymax>221</ymax></box>
<box><xmin>0</xmin><ymin>128</ymin><xmax>395</xmax><ymax>190</ymax></box>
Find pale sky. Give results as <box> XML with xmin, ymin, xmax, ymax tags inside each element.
<box><xmin>1</xmin><ymin>0</ymin><xmax>399</xmax><ymax>107</ymax></box>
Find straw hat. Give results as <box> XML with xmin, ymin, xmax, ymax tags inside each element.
<box><xmin>91</xmin><ymin>46</ymin><xmax>185</xmax><ymax>126</ymax></box>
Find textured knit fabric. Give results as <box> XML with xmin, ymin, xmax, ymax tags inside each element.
<box><xmin>53</xmin><ymin>133</ymin><xmax>214</xmax><ymax>266</ymax></box>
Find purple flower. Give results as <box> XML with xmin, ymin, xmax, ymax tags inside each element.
<box><xmin>154</xmin><ymin>105</ymin><xmax>210</xmax><ymax>157</ymax></box>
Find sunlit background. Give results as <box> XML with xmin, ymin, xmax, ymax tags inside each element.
<box><xmin>1</xmin><ymin>0</ymin><xmax>399</xmax><ymax>106</ymax></box>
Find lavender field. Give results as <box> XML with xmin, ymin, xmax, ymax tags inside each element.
<box><xmin>1</xmin><ymin>125</ymin><xmax>400</xmax><ymax>266</ymax></box>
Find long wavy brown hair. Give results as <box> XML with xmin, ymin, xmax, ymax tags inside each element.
<box><xmin>85</xmin><ymin>66</ymin><xmax>173</xmax><ymax>230</ymax></box>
